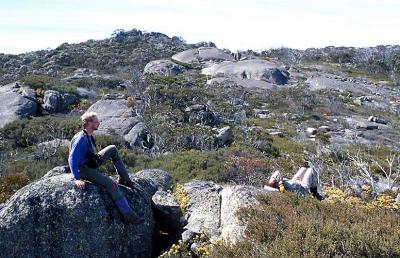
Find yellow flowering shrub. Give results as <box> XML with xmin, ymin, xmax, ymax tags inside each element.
<box><xmin>158</xmin><ymin>229</ymin><xmax>214</xmax><ymax>258</ymax></box>
<box><xmin>172</xmin><ymin>183</ymin><xmax>190</xmax><ymax>213</ymax></box>
<box><xmin>325</xmin><ymin>186</ymin><xmax>399</xmax><ymax>210</ymax></box>
<box><xmin>158</xmin><ymin>240</ymin><xmax>191</xmax><ymax>258</ymax></box>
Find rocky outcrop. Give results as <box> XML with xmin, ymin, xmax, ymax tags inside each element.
<box><xmin>172</xmin><ymin>47</ymin><xmax>233</xmax><ymax>67</ymax></box>
<box><xmin>214</xmin><ymin>126</ymin><xmax>234</xmax><ymax>147</ymax></box>
<box><xmin>42</xmin><ymin>90</ymin><xmax>78</xmax><ymax>113</ymax></box>
<box><xmin>220</xmin><ymin>185</ymin><xmax>272</xmax><ymax>242</ymax></box>
<box><xmin>184</xmin><ymin>104</ymin><xmax>219</xmax><ymax>126</ymax></box>
<box><xmin>305</xmin><ymin>74</ymin><xmax>379</xmax><ymax>95</ymax></box>
<box><xmin>0</xmin><ymin>164</ymin><xmax>277</xmax><ymax>257</ymax></box>
<box><xmin>86</xmin><ymin>94</ymin><xmax>140</xmax><ymax>136</ymax></box>
<box><xmin>37</xmin><ymin>138</ymin><xmax>71</xmax><ymax>149</ymax></box>
<box><xmin>0</xmin><ymin>82</ymin><xmax>38</xmax><ymax>128</ymax></box>
<box><xmin>207</xmin><ymin>76</ymin><xmax>275</xmax><ymax>90</ymax></box>
<box><xmin>0</xmin><ymin>167</ymin><xmax>155</xmax><ymax>258</ymax></box>
<box><xmin>181</xmin><ymin>181</ymin><xmax>276</xmax><ymax>246</ymax></box>
<box><xmin>124</xmin><ymin>122</ymin><xmax>154</xmax><ymax>150</ymax></box>
<box><xmin>143</xmin><ymin>59</ymin><xmax>186</xmax><ymax>76</ymax></box>
<box><xmin>202</xmin><ymin>59</ymin><xmax>290</xmax><ymax>85</ymax></box>
<box><xmin>76</xmin><ymin>87</ymin><xmax>97</xmax><ymax>99</ymax></box>
<box><xmin>61</xmin><ymin>68</ymin><xmax>118</xmax><ymax>83</ymax></box>
<box><xmin>254</xmin><ymin>109</ymin><xmax>270</xmax><ymax>119</ymax></box>
<box><xmin>345</xmin><ymin>116</ymin><xmax>388</xmax><ymax>130</ymax></box>
<box><xmin>182</xmin><ymin>181</ymin><xmax>223</xmax><ymax>240</ymax></box>
<box><xmin>134</xmin><ymin>169</ymin><xmax>173</xmax><ymax>191</ymax></box>
<box><xmin>152</xmin><ymin>190</ymin><xmax>186</xmax><ymax>232</ymax></box>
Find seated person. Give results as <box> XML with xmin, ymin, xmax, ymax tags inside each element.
<box><xmin>265</xmin><ymin>162</ymin><xmax>324</xmax><ymax>200</ymax></box>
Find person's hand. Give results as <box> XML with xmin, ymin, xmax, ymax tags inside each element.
<box><xmin>75</xmin><ymin>180</ymin><xmax>86</xmax><ymax>189</ymax></box>
<box><xmin>279</xmin><ymin>182</ymin><xmax>286</xmax><ymax>193</ymax></box>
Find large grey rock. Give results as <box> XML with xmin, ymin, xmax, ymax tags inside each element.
<box><xmin>184</xmin><ymin>104</ymin><xmax>219</xmax><ymax>126</ymax></box>
<box><xmin>220</xmin><ymin>185</ymin><xmax>274</xmax><ymax>242</ymax></box>
<box><xmin>43</xmin><ymin>90</ymin><xmax>78</xmax><ymax>113</ymax></box>
<box><xmin>143</xmin><ymin>59</ymin><xmax>186</xmax><ymax>76</ymax></box>
<box><xmin>76</xmin><ymin>87</ymin><xmax>97</xmax><ymax>98</ymax></box>
<box><xmin>207</xmin><ymin>76</ymin><xmax>275</xmax><ymax>90</ymax></box>
<box><xmin>42</xmin><ymin>165</ymin><xmax>70</xmax><ymax>178</ymax></box>
<box><xmin>152</xmin><ymin>190</ymin><xmax>186</xmax><ymax>232</ymax></box>
<box><xmin>61</xmin><ymin>68</ymin><xmax>98</xmax><ymax>82</ymax></box>
<box><xmin>202</xmin><ymin>59</ymin><xmax>290</xmax><ymax>85</ymax></box>
<box><xmin>254</xmin><ymin>109</ymin><xmax>270</xmax><ymax>119</ymax></box>
<box><xmin>183</xmin><ymin>181</ymin><xmax>223</xmax><ymax>239</ymax></box>
<box><xmin>124</xmin><ymin>122</ymin><xmax>154</xmax><ymax>150</ymax></box>
<box><xmin>305</xmin><ymin>74</ymin><xmax>382</xmax><ymax>95</ymax></box>
<box><xmin>181</xmin><ymin>181</ymin><xmax>276</xmax><ymax>244</ymax></box>
<box><xmin>43</xmin><ymin>90</ymin><xmax>61</xmax><ymax>113</ymax></box>
<box><xmin>172</xmin><ymin>47</ymin><xmax>233</xmax><ymax>67</ymax></box>
<box><xmin>0</xmin><ymin>82</ymin><xmax>38</xmax><ymax>128</ymax></box>
<box><xmin>345</xmin><ymin>116</ymin><xmax>388</xmax><ymax>130</ymax></box>
<box><xmin>0</xmin><ymin>172</ymin><xmax>154</xmax><ymax>258</ymax></box>
<box><xmin>61</xmin><ymin>93</ymin><xmax>78</xmax><ymax>111</ymax></box>
<box><xmin>134</xmin><ymin>169</ymin><xmax>173</xmax><ymax>191</ymax></box>
<box><xmin>86</xmin><ymin>95</ymin><xmax>140</xmax><ymax>136</ymax></box>
<box><xmin>214</xmin><ymin>126</ymin><xmax>234</xmax><ymax>147</ymax></box>
<box><xmin>37</xmin><ymin>138</ymin><xmax>71</xmax><ymax>149</ymax></box>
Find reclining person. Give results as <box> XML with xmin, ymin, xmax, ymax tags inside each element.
<box><xmin>265</xmin><ymin>162</ymin><xmax>324</xmax><ymax>200</ymax></box>
<box><xmin>68</xmin><ymin>111</ymin><xmax>144</xmax><ymax>224</ymax></box>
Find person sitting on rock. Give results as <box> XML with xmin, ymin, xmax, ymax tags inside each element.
<box><xmin>68</xmin><ymin>111</ymin><xmax>144</xmax><ymax>225</ymax></box>
<box><xmin>265</xmin><ymin>162</ymin><xmax>324</xmax><ymax>200</ymax></box>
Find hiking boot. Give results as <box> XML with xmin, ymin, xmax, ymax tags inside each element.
<box><xmin>122</xmin><ymin>212</ymin><xmax>145</xmax><ymax>225</ymax></box>
<box><xmin>118</xmin><ymin>175</ymin><xmax>135</xmax><ymax>188</ymax></box>
<box><xmin>310</xmin><ymin>187</ymin><xmax>324</xmax><ymax>201</ymax></box>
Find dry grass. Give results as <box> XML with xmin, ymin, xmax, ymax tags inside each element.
<box><xmin>0</xmin><ymin>173</ymin><xmax>30</xmax><ymax>204</ymax></box>
<box><xmin>211</xmin><ymin>192</ymin><xmax>400</xmax><ymax>258</ymax></box>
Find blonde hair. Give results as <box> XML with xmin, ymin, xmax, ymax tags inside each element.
<box><xmin>80</xmin><ymin>111</ymin><xmax>98</xmax><ymax>128</ymax></box>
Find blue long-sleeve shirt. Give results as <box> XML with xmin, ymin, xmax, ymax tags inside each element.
<box><xmin>68</xmin><ymin>131</ymin><xmax>95</xmax><ymax>180</ymax></box>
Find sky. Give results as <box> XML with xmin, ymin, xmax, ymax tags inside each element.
<box><xmin>0</xmin><ymin>0</ymin><xmax>399</xmax><ymax>54</ymax></box>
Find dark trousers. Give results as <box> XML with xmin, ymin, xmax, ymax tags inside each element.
<box><xmin>78</xmin><ymin>145</ymin><xmax>126</xmax><ymax>201</ymax></box>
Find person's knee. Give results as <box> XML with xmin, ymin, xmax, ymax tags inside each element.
<box><xmin>109</xmin><ymin>145</ymin><xmax>119</xmax><ymax>155</ymax></box>
<box><xmin>107</xmin><ymin>144</ymin><xmax>117</xmax><ymax>152</ymax></box>
<box><xmin>105</xmin><ymin>180</ymin><xmax>120</xmax><ymax>192</ymax></box>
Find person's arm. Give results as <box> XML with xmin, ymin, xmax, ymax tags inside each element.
<box><xmin>68</xmin><ymin>136</ymin><xmax>86</xmax><ymax>180</ymax></box>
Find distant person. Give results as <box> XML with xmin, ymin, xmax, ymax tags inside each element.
<box><xmin>265</xmin><ymin>162</ymin><xmax>324</xmax><ymax>200</ymax></box>
<box><xmin>68</xmin><ymin>111</ymin><xmax>144</xmax><ymax>224</ymax></box>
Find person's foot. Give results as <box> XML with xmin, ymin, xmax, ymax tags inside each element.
<box><xmin>118</xmin><ymin>176</ymin><xmax>135</xmax><ymax>188</ymax></box>
<box><xmin>310</xmin><ymin>187</ymin><xmax>324</xmax><ymax>201</ymax></box>
<box><xmin>122</xmin><ymin>212</ymin><xmax>145</xmax><ymax>225</ymax></box>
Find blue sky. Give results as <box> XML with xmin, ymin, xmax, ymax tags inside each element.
<box><xmin>1</xmin><ymin>0</ymin><xmax>399</xmax><ymax>54</ymax></box>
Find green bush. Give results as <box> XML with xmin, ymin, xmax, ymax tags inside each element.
<box><xmin>121</xmin><ymin>145</ymin><xmax>269</xmax><ymax>184</ymax></box>
<box><xmin>0</xmin><ymin>116</ymin><xmax>80</xmax><ymax>148</ymax></box>
<box><xmin>211</xmin><ymin>193</ymin><xmax>400</xmax><ymax>258</ymax></box>
<box><xmin>0</xmin><ymin>173</ymin><xmax>30</xmax><ymax>204</ymax></box>
<box><xmin>4</xmin><ymin>146</ymin><xmax>70</xmax><ymax>180</ymax></box>
<box><xmin>21</xmin><ymin>75</ymin><xmax>52</xmax><ymax>90</ymax></box>
<box><xmin>21</xmin><ymin>75</ymin><xmax>79</xmax><ymax>94</ymax></box>
<box><xmin>137</xmin><ymin>150</ymin><xmax>229</xmax><ymax>183</ymax></box>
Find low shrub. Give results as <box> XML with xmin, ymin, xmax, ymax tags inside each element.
<box><xmin>211</xmin><ymin>193</ymin><xmax>400</xmax><ymax>258</ymax></box>
<box><xmin>0</xmin><ymin>116</ymin><xmax>80</xmax><ymax>148</ymax></box>
<box><xmin>142</xmin><ymin>150</ymin><xmax>229</xmax><ymax>183</ymax></box>
<box><xmin>224</xmin><ymin>156</ymin><xmax>273</xmax><ymax>186</ymax></box>
<box><xmin>172</xmin><ymin>183</ymin><xmax>190</xmax><ymax>213</ymax></box>
<box><xmin>0</xmin><ymin>173</ymin><xmax>30</xmax><ymax>204</ymax></box>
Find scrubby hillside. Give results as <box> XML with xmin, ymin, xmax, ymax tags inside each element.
<box><xmin>0</xmin><ymin>28</ymin><xmax>399</xmax><ymax>257</ymax></box>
